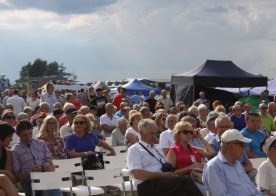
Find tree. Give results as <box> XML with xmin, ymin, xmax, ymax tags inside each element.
<box><xmin>19</xmin><ymin>58</ymin><xmax>71</xmax><ymax>80</ymax></box>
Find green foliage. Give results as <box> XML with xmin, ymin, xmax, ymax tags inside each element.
<box><xmin>19</xmin><ymin>58</ymin><xmax>69</xmax><ymax>80</ymax></box>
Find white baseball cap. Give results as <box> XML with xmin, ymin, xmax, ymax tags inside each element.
<box><xmin>221</xmin><ymin>129</ymin><xmax>251</xmax><ymax>143</ymax></box>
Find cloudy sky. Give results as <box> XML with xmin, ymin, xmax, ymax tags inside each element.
<box><xmin>0</xmin><ymin>0</ymin><xmax>276</xmax><ymax>84</ymax></box>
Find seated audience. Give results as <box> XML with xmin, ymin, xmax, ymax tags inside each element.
<box><xmin>0</xmin><ymin>174</ymin><xmax>18</xmax><ymax>196</ymax></box>
<box><xmin>241</xmin><ymin>112</ymin><xmax>267</xmax><ymax>158</ymax></box>
<box><xmin>203</xmin><ymin>129</ymin><xmax>260</xmax><ymax>195</ymax></box>
<box><xmin>59</xmin><ymin>108</ymin><xmax>78</xmax><ymax>139</ymax></box>
<box><xmin>127</xmin><ymin>119</ymin><xmax>203</xmax><ymax>196</ymax></box>
<box><xmin>11</xmin><ymin>120</ymin><xmax>59</xmax><ymax>196</ymax></box>
<box><xmin>155</xmin><ymin>112</ymin><xmax>167</xmax><ymax>139</ymax></box>
<box><xmin>66</xmin><ymin>114</ymin><xmax>115</xmax><ymax>158</ymax></box>
<box><xmin>0</xmin><ymin>123</ymin><xmax>16</xmax><ymax>182</ymax></box>
<box><xmin>256</xmin><ymin>136</ymin><xmax>276</xmax><ymax>195</ymax></box>
<box><xmin>125</xmin><ymin>112</ymin><xmax>142</xmax><ymax>146</ymax></box>
<box><xmin>167</xmin><ymin>121</ymin><xmax>214</xmax><ymax>176</ymax></box>
<box><xmin>230</xmin><ymin>104</ymin><xmax>246</xmax><ymax>131</ymax></box>
<box><xmin>159</xmin><ymin>115</ymin><xmax>178</xmax><ymax>154</ymax></box>
<box><xmin>37</xmin><ymin>115</ymin><xmax>67</xmax><ymax>159</ymax></box>
<box><xmin>111</xmin><ymin>118</ymin><xmax>128</xmax><ymax>146</ymax></box>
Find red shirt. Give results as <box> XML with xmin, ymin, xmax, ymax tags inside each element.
<box><xmin>171</xmin><ymin>142</ymin><xmax>202</xmax><ymax>174</ymax></box>
<box><xmin>112</xmin><ymin>94</ymin><xmax>122</xmax><ymax>110</ymax></box>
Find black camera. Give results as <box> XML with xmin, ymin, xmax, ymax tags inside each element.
<box><xmin>161</xmin><ymin>162</ymin><xmax>175</xmax><ymax>172</ymax></box>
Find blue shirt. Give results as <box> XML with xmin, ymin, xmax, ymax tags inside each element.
<box><xmin>230</xmin><ymin>114</ymin><xmax>246</xmax><ymax>131</ymax></box>
<box><xmin>240</xmin><ymin>128</ymin><xmax>267</xmax><ymax>157</ymax></box>
<box><xmin>66</xmin><ymin>133</ymin><xmax>99</xmax><ymax>153</ymax></box>
<box><xmin>203</xmin><ymin>151</ymin><xmax>260</xmax><ymax>196</ymax></box>
<box><xmin>131</xmin><ymin>94</ymin><xmax>142</xmax><ymax>105</ymax></box>
<box><xmin>115</xmin><ymin>110</ymin><xmax>124</xmax><ymax>118</ymax></box>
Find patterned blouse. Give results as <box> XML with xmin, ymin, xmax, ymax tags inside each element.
<box><xmin>38</xmin><ymin>136</ymin><xmax>67</xmax><ymax>159</ymax></box>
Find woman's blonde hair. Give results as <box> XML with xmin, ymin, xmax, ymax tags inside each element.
<box><xmin>72</xmin><ymin>114</ymin><xmax>92</xmax><ymax>133</ymax></box>
<box><xmin>173</xmin><ymin>121</ymin><xmax>192</xmax><ymax>143</ymax></box>
<box><xmin>129</xmin><ymin>112</ymin><xmax>142</xmax><ymax>126</ymax></box>
<box><xmin>39</xmin><ymin>115</ymin><xmax>59</xmax><ymax>137</ymax></box>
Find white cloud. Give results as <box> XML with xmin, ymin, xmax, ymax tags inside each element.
<box><xmin>1</xmin><ymin>0</ymin><xmax>276</xmax><ymax>83</ymax></box>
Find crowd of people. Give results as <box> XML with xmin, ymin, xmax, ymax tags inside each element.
<box><xmin>0</xmin><ymin>83</ymin><xmax>276</xmax><ymax>195</ymax></box>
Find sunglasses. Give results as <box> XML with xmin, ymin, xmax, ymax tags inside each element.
<box><xmin>74</xmin><ymin>121</ymin><xmax>86</xmax><ymax>125</ymax></box>
<box><xmin>4</xmin><ymin>115</ymin><xmax>15</xmax><ymax>120</ymax></box>
<box><xmin>180</xmin><ymin>130</ymin><xmax>193</xmax><ymax>135</ymax></box>
<box><xmin>261</xmin><ymin>107</ymin><xmax>268</xmax><ymax>110</ymax></box>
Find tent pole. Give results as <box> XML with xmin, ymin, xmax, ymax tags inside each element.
<box><xmin>192</xmin><ymin>85</ymin><xmax>195</xmax><ymax>105</ymax></box>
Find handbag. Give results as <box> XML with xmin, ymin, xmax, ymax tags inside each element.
<box><xmin>81</xmin><ymin>152</ymin><xmax>104</xmax><ymax>170</ymax></box>
<box><xmin>139</xmin><ymin>142</ymin><xmax>175</xmax><ymax>172</ymax></box>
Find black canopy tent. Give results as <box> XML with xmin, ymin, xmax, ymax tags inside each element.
<box><xmin>171</xmin><ymin>60</ymin><xmax>268</xmax><ymax>107</ymax></box>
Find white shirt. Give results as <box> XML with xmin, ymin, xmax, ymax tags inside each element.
<box><xmin>159</xmin><ymin>129</ymin><xmax>174</xmax><ymax>148</ymax></box>
<box><xmin>256</xmin><ymin>158</ymin><xmax>276</xmax><ymax>194</ymax></box>
<box><xmin>40</xmin><ymin>92</ymin><xmax>55</xmax><ymax>112</ymax></box>
<box><xmin>100</xmin><ymin>114</ymin><xmax>120</xmax><ymax>137</ymax></box>
<box><xmin>6</xmin><ymin>95</ymin><xmax>27</xmax><ymax>116</ymax></box>
<box><xmin>125</xmin><ymin>127</ymin><xmax>140</xmax><ymax>142</ymax></box>
<box><xmin>204</xmin><ymin>132</ymin><xmax>216</xmax><ymax>143</ymax></box>
<box><xmin>60</xmin><ymin>122</ymin><xmax>73</xmax><ymax>139</ymax></box>
<box><xmin>27</xmin><ymin>98</ymin><xmax>40</xmax><ymax>111</ymax></box>
<box><xmin>157</xmin><ymin>96</ymin><xmax>173</xmax><ymax>112</ymax></box>
<box><xmin>127</xmin><ymin>140</ymin><xmax>167</xmax><ymax>185</ymax></box>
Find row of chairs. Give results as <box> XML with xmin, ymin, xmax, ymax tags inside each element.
<box><xmin>31</xmin><ymin>156</ymin><xmax>136</xmax><ymax>196</ymax></box>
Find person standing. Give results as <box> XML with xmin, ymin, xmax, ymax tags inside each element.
<box><xmin>157</xmin><ymin>90</ymin><xmax>173</xmax><ymax>112</ymax></box>
<box><xmin>6</xmin><ymin>89</ymin><xmax>26</xmax><ymax>116</ymax></box>
<box><xmin>40</xmin><ymin>83</ymin><xmax>55</xmax><ymax>113</ymax></box>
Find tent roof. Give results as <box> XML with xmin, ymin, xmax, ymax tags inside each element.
<box><xmin>122</xmin><ymin>79</ymin><xmax>160</xmax><ymax>92</ymax></box>
<box><xmin>171</xmin><ymin>60</ymin><xmax>267</xmax><ymax>87</ymax></box>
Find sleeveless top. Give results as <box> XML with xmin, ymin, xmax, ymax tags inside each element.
<box><xmin>0</xmin><ymin>147</ymin><xmax>7</xmax><ymax>169</ymax></box>
<box><xmin>171</xmin><ymin>142</ymin><xmax>202</xmax><ymax>174</ymax></box>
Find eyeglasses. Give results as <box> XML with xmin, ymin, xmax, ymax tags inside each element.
<box><xmin>261</xmin><ymin>107</ymin><xmax>268</xmax><ymax>110</ymax></box>
<box><xmin>270</xmin><ymin>145</ymin><xmax>276</xmax><ymax>149</ymax></box>
<box><xmin>74</xmin><ymin>121</ymin><xmax>86</xmax><ymax>125</ymax></box>
<box><xmin>4</xmin><ymin>115</ymin><xmax>15</xmax><ymax>120</ymax></box>
<box><xmin>180</xmin><ymin>130</ymin><xmax>193</xmax><ymax>136</ymax></box>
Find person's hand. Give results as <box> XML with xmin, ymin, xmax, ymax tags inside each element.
<box><xmin>193</xmin><ymin>128</ymin><xmax>203</xmax><ymax>138</ymax></box>
<box><xmin>43</xmin><ymin>163</ymin><xmax>54</xmax><ymax>172</ymax></box>
<box><xmin>32</xmin><ymin>164</ymin><xmax>42</xmax><ymax>172</ymax></box>
<box><xmin>191</xmin><ymin>162</ymin><xmax>204</xmax><ymax>170</ymax></box>
<box><xmin>108</xmin><ymin>150</ymin><xmax>116</xmax><ymax>156</ymax></box>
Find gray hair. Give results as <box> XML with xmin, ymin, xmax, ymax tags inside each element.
<box><xmin>117</xmin><ymin>118</ymin><xmax>128</xmax><ymax>127</ymax></box>
<box><xmin>138</xmin><ymin>119</ymin><xmax>156</xmax><ymax>134</ymax></box>
<box><xmin>16</xmin><ymin>112</ymin><xmax>29</xmax><ymax>121</ymax></box>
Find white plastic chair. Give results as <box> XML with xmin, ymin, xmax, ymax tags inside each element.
<box><xmin>85</xmin><ymin>167</ymin><xmax>126</xmax><ymax>196</ymax></box>
<box><xmin>249</xmin><ymin>158</ymin><xmax>266</xmax><ymax>169</ymax></box>
<box><xmin>52</xmin><ymin>158</ymin><xmax>104</xmax><ymax>195</ymax></box>
<box><xmin>103</xmin><ymin>155</ymin><xmax>136</xmax><ymax>195</ymax></box>
<box><xmin>53</xmin><ymin>158</ymin><xmax>85</xmax><ymax>184</ymax></box>
<box><xmin>113</xmin><ymin>145</ymin><xmax>127</xmax><ymax>155</ymax></box>
<box><xmin>30</xmin><ymin>171</ymin><xmax>72</xmax><ymax>196</ymax></box>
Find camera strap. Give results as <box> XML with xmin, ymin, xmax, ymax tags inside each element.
<box><xmin>139</xmin><ymin>142</ymin><xmax>164</xmax><ymax>165</ymax></box>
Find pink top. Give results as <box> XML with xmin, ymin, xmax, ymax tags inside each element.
<box><xmin>171</xmin><ymin>142</ymin><xmax>202</xmax><ymax>174</ymax></box>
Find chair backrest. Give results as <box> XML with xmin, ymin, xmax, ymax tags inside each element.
<box><xmin>113</xmin><ymin>145</ymin><xmax>127</xmax><ymax>155</ymax></box>
<box><xmin>53</xmin><ymin>158</ymin><xmax>83</xmax><ymax>173</ymax></box>
<box><xmin>31</xmin><ymin>171</ymin><xmax>72</xmax><ymax>190</ymax></box>
<box><xmin>250</xmin><ymin>158</ymin><xmax>266</xmax><ymax>169</ymax></box>
<box><xmin>104</xmin><ymin>154</ymin><xmax>127</xmax><ymax>169</ymax></box>
<box><xmin>85</xmin><ymin>167</ymin><xmax>125</xmax><ymax>188</ymax></box>
<box><xmin>105</xmin><ymin>137</ymin><xmax>112</xmax><ymax>146</ymax></box>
